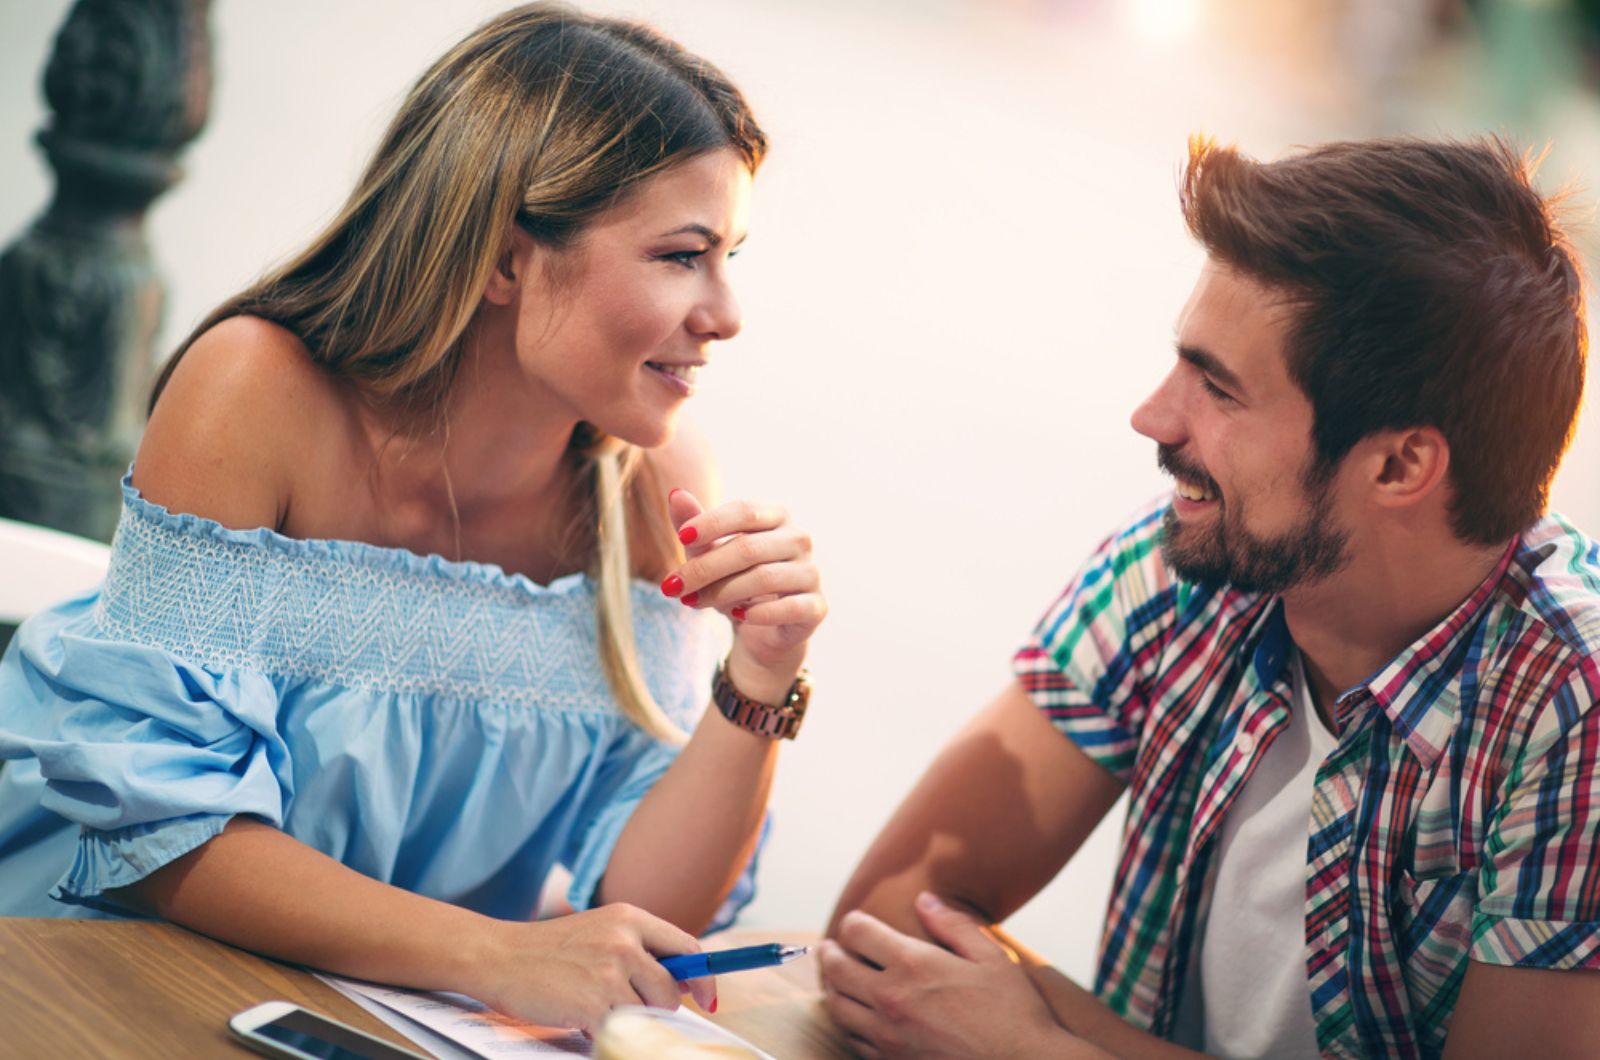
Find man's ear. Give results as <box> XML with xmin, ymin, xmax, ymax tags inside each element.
<box><xmin>1363</xmin><ymin>426</ymin><xmax>1450</xmax><ymax>509</ymax></box>
<box><xmin>481</xmin><ymin>229</ymin><xmax>527</xmax><ymax>307</ymax></box>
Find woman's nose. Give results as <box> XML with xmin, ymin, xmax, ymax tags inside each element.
<box><xmin>689</xmin><ymin>277</ymin><xmax>741</xmax><ymax>341</ymax></box>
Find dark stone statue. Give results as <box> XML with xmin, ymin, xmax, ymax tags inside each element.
<box><xmin>0</xmin><ymin>0</ymin><xmax>214</xmax><ymax>544</ymax></box>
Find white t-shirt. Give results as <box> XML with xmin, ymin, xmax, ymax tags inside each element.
<box><xmin>1173</xmin><ymin>650</ymin><xmax>1338</xmax><ymax>1058</ymax></box>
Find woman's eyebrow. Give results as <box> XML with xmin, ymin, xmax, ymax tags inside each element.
<box><xmin>658</xmin><ymin>223</ymin><xmax>723</xmax><ymax>245</ymax></box>
<box><xmin>655</xmin><ymin>223</ymin><xmax>748</xmax><ymax>249</ymax></box>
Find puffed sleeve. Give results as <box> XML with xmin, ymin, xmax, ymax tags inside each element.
<box><xmin>1011</xmin><ymin>500</ymin><xmax>1188</xmax><ymax>782</ymax></box>
<box><xmin>0</xmin><ymin>593</ymin><xmax>292</xmax><ymax>910</ymax></box>
<box><xmin>1470</xmin><ymin>665</ymin><xmax>1600</xmax><ymax>970</ymax></box>
<box><xmin>560</xmin><ymin>720</ymin><xmax>765</xmax><ymax>934</ymax></box>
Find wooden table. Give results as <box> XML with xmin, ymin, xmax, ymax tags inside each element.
<box><xmin>0</xmin><ymin>918</ymin><xmax>853</xmax><ymax>1058</ymax></box>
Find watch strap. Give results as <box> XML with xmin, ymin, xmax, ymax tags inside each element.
<box><xmin>712</xmin><ymin>660</ymin><xmax>809</xmax><ymax>740</ymax></box>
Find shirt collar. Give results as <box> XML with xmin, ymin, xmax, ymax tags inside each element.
<box><xmin>1354</xmin><ymin>540</ymin><xmax>1518</xmax><ymax>768</ymax></box>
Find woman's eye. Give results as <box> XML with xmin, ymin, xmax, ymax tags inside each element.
<box><xmin>660</xmin><ymin>250</ymin><xmax>706</xmax><ymax>269</ymax></box>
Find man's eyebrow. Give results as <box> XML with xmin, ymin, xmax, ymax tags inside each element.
<box><xmin>1178</xmin><ymin>344</ymin><xmax>1247</xmax><ymax>396</ymax></box>
<box><xmin>656</xmin><ymin>223</ymin><xmax>748</xmax><ymax>249</ymax></box>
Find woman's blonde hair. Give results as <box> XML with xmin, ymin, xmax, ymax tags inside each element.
<box><xmin>151</xmin><ymin>3</ymin><xmax>767</xmax><ymax>741</ymax></box>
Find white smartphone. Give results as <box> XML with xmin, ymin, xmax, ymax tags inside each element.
<box><xmin>228</xmin><ymin>1000</ymin><xmax>432</xmax><ymax>1060</ymax></box>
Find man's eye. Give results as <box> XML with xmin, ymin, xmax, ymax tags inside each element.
<box><xmin>1200</xmin><ymin>377</ymin><xmax>1235</xmax><ymax>403</ymax></box>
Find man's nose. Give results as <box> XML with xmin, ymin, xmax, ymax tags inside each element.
<box><xmin>1130</xmin><ymin>373</ymin><xmax>1185</xmax><ymax>446</ymax></box>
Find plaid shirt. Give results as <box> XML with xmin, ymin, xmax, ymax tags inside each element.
<box><xmin>1015</xmin><ymin>500</ymin><xmax>1600</xmax><ymax>1058</ymax></box>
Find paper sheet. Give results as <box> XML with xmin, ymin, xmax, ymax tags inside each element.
<box><xmin>319</xmin><ymin>974</ymin><xmax>588</xmax><ymax>1056</ymax></box>
<box><xmin>318</xmin><ymin>974</ymin><xmax>774</xmax><ymax>1059</ymax></box>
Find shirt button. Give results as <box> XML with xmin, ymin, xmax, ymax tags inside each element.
<box><xmin>1237</xmin><ymin>731</ymin><xmax>1257</xmax><ymax>755</ymax></box>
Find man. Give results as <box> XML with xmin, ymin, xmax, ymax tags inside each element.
<box><xmin>821</xmin><ymin>136</ymin><xmax>1600</xmax><ymax>1059</ymax></box>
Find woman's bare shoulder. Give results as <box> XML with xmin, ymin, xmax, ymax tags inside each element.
<box><xmin>134</xmin><ymin>316</ymin><xmax>356</xmax><ymax>531</ymax></box>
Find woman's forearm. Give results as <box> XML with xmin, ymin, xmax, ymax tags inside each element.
<box><xmin>111</xmin><ymin>816</ymin><xmax>497</xmax><ymax>995</ymax></box>
<box><xmin>601</xmin><ymin>654</ymin><xmax>791</xmax><ymax>931</ymax></box>
<box><xmin>111</xmin><ymin>816</ymin><xmax>716</xmax><ymax>1030</ymax></box>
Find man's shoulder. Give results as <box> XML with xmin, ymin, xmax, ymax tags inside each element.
<box><xmin>1465</xmin><ymin>514</ymin><xmax>1600</xmax><ymax>718</ymax></box>
<box><xmin>1507</xmin><ymin>514</ymin><xmax>1600</xmax><ymax>661</ymax></box>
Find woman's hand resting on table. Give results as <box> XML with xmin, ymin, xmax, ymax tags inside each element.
<box><xmin>661</xmin><ymin>489</ymin><xmax>826</xmax><ymax>692</ymax></box>
<box><xmin>470</xmin><ymin>903</ymin><xmax>715</xmax><ymax>1035</ymax></box>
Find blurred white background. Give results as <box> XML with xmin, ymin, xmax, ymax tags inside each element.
<box><xmin>4</xmin><ymin>0</ymin><xmax>1599</xmax><ymax>983</ymax></box>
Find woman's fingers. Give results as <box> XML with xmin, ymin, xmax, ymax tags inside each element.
<box><xmin>667</xmin><ymin>526</ymin><xmax>812</xmax><ymax>595</ymax></box>
<box><xmin>674</xmin><ymin>499</ymin><xmax>789</xmax><ymax>547</ymax></box>
<box><xmin>726</xmin><ymin>592</ymin><xmax>827</xmax><ymax>628</ymax></box>
<box><xmin>666</xmin><ymin>488</ymin><xmax>711</xmax><ymax>558</ymax></box>
<box><xmin>629</xmin><ymin>963</ymin><xmax>686</xmax><ymax>1011</ymax></box>
<box><xmin>628</xmin><ymin>909</ymin><xmax>715</xmax><ymax>1011</ymax></box>
<box><xmin>681</xmin><ymin>561</ymin><xmax>820</xmax><ymax>611</ymax></box>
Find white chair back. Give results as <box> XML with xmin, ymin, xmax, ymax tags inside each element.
<box><xmin>0</xmin><ymin>517</ymin><xmax>112</xmax><ymax>626</ymax></box>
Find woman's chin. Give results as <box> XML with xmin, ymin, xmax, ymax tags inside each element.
<box><xmin>593</xmin><ymin>413</ymin><xmax>678</xmax><ymax>451</ymax></box>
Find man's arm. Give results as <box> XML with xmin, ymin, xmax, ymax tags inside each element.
<box><xmin>827</xmin><ymin>680</ymin><xmax>1124</xmax><ymax>940</ymax></box>
<box><xmin>1442</xmin><ymin>960</ymin><xmax>1600</xmax><ymax>1057</ymax></box>
<box><xmin>825</xmin><ymin>682</ymin><xmax>1217</xmax><ymax>1058</ymax></box>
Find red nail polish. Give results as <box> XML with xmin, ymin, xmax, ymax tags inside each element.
<box><xmin>731</xmin><ymin>606</ymin><xmax>746</xmax><ymax>621</ymax></box>
<box><xmin>661</xmin><ymin>574</ymin><xmax>683</xmax><ymax>597</ymax></box>
<box><xmin>709</xmin><ymin>998</ymin><xmax>718</xmax><ymax>1014</ymax></box>
<box><xmin>681</xmin><ymin>592</ymin><xmax>699</xmax><ymax>606</ymax></box>
<box><xmin>678</xmin><ymin>526</ymin><xmax>698</xmax><ymax>545</ymax></box>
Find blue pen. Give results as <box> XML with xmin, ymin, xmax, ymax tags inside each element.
<box><xmin>659</xmin><ymin>942</ymin><xmax>810</xmax><ymax>981</ymax></box>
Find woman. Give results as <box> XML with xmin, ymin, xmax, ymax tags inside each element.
<box><xmin>0</xmin><ymin>3</ymin><xmax>824</xmax><ymax>1033</ymax></box>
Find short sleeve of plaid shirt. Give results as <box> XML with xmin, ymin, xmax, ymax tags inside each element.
<box><xmin>1472</xmin><ymin>660</ymin><xmax>1600</xmax><ymax>970</ymax></box>
<box><xmin>1011</xmin><ymin>500</ymin><xmax>1182</xmax><ymax>783</ymax></box>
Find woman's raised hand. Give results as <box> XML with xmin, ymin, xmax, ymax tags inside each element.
<box><xmin>662</xmin><ymin>489</ymin><xmax>826</xmax><ymax>687</ymax></box>
<box><xmin>473</xmin><ymin>904</ymin><xmax>714</xmax><ymax>1034</ymax></box>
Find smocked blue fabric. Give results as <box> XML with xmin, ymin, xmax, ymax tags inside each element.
<box><xmin>0</xmin><ymin>474</ymin><xmax>753</xmax><ymax>927</ymax></box>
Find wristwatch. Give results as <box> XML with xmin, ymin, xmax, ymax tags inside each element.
<box><xmin>712</xmin><ymin>659</ymin><xmax>811</xmax><ymax>740</ymax></box>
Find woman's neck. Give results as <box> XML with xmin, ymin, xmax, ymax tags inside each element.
<box><xmin>354</xmin><ymin>328</ymin><xmax>586</xmax><ymax>568</ymax></box>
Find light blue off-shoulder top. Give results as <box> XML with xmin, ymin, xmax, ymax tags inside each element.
<box><xmin>0</xmin><ymin>476</ymin><xmax>750</xmax><ymax>926</ymax></box>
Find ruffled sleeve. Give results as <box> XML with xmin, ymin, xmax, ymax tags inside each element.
<box><xmin>0</xmin><ymin>593</ymin><xmax>291</xmax><ymax>909</ymax></box>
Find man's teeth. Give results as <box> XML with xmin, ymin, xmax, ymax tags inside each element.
<box><xmin>649</xmin><ymin>362</ymin><xmax>699</xmax><ymax>383</ymax></box>
<box><xmin>1175</xmin><ymin>478</ymin><xmax>1217</xmax><ymax>502</ymax></box>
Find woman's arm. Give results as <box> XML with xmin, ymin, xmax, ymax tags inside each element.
<box><xmin>601</xmin><ymin>427</ymin><xmax>825</xmax><ymax>931</ymax></box>
<box><xmin>601</xmin><ymin>490</ymin><xmax>823</xmax><ymax>929</ymax></box>
<box><xmin>112</xmin><ymin>817</ymin><xmax>712</xmax><ymax>1033</ymax></box>
<box><xmin>600</xmin><ymin>660</ymin><xmax>783</xmax><ymax>930</ymax></box>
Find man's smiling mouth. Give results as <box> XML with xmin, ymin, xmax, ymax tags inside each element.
<box><xmin>1175</xmin><ymin>476</ymin><xmax>1217</xmax><ymax>502</ymax></box>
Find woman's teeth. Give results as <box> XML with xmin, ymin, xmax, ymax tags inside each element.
<box><xmin>647</xmin><ymin>362</ymin><xmax>698</xmax><ymax>384</ymax></box>
<box><xmin>1176</xmin><ymin>478</ymin><xmax>1217</xmax><ymax>502</ymax></box>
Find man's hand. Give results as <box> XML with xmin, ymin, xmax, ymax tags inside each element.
<box><xmin>819</xmin><ymin>892</ymin><xmax>1096</xmax><ymax>1059</ymax></box>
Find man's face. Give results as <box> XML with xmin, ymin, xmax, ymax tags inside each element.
<box><xmin>1130</xmin><ymin>259</ymin><xmax>1351</xmax><ymax>594</ymax></box>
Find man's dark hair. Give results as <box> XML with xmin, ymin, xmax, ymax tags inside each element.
<box><xmin>1180</xmin><ymin>135</ymin><xmax>1587</xmax><ymax>544</ymax></box>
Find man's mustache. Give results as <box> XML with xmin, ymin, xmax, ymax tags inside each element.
<box><xmin>1157</xmin><ymin>445</ymin><xmax>1221</xmax><ymax>496</ymax></box>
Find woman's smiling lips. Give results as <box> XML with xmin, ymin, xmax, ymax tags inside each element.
<box><xmin>644</xmin><ymin>359</ymin><xmax>702</xmax><ymax>396</ymax></box>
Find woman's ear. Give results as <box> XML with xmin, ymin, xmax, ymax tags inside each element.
<box><xmin>1366</xmin><ymin>426</ymin><xmax>1450</xmax><ymax>510</ymax></box>
<box><xmin>481</xmin><ymin>229</ymin><xmax>527</xmax><ymax>306</ymax></box>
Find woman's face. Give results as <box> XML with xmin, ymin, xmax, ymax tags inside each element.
<box><xmin>509</xmin><ymin>148</ymin><xmax>752</xmax><ymax>448</ymax></box>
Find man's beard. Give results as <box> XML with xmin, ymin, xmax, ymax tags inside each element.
<box><xmin>1157</xmin><ymin>444</ymin><xmax>1351</xmax><ymax>594</ymax></box>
